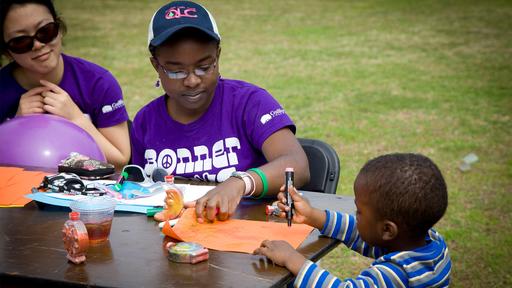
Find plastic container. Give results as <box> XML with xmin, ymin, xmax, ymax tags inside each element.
<box><xmin>62</xmin><ymin>211</ymin><xmax>89</xmax><ymax>264</ymax></box>
<box><xmin>162</xmin><ymin>175</ymin><xmax>184</xmax><ymax>220</ymax></box>
<box><xmin>70</xmin><ymin>196</ymin><xmax>116</xmax><ymax>244</ymax></box>
<box><xmin>167</xmin><ymin>242</ymin><xmax>209</xmax><ymax>264</ymax></box>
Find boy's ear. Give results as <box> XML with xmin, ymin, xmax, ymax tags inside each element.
<box><xmin>380</xmin><ymin>220</ymin><xmax>398</xmax><ymax>241</ymax></box>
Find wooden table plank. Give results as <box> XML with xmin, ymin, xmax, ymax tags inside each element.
<box><xmin>0</xmin><ymin>193</ymin><xmax>355</xmax><ymax>287</ymax></box>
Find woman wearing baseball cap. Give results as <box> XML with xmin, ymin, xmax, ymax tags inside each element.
<box><xmin>0</xmin><ymin>0</ymin><xmax>131</xmax><ymax>169</ymax></box>
<box><xmin>131</xmin><ymin>1</ymin><xmax>310</xmax><ymax>222</ymax></box>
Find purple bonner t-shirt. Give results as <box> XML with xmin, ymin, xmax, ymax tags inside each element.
<box><xmin>0</xmin><ymin>54</ymin><xmax>128</xmax><ymax>126</ymax></box>
<box><xmin>131</xmin><ymin>78</ymin><xmax>295</xmax><ymax>182</ymax></box>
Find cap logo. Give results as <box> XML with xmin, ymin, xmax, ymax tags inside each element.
<box><xmin>165</xmin><ymin>6</ymin><xmax>198</xmax><ymax>19</ymax></box>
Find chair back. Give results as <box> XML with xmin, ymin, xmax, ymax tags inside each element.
<box><xmin>298</xmin><ymin>138</ymin><xmax>340</xmax><ymax>194</ymax></box>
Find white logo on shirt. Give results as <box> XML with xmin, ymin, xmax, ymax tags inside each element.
<box><xmin>260</xmin><ymin>114</ymin><xmax>272</xmax><ymax>124</ymax></box>
<box><xmin>260</xmin><ymin>108</ymin><xmax>286</xmax><ymax>125</ymax></box>
<box><xmin>143</xmin><ymin>137</ymin><xmax>241</xmax><ymax>182</ymax></box>
<box><xmin>101</xmin><ymin>100</ymin><xmax>125</xmax><ymax>114</ymax></box>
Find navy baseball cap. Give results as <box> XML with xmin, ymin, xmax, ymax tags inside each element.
<box><xmin>148</xmin><ymin>1</ymin><xmax>221</xmax><ymax>48</ymax></box>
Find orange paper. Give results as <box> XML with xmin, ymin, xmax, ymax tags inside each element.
<box><xmin>162</xmin><ymin>208</ymin><xmax>314</xmax><ymax>254</ymax></box>
<box><xmin>0</xmin><ymin>167</ymin><xmax>48</xmax><ymax>207</ymax></box>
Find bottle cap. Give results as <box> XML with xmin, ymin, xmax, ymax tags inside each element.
<box><xmin>285</xmin><ymin>167</ymin><xmax>294</xmax><ymax>172</ymax></box>
<box><xmin>164</xmin><ymin>175</ymin><xmax>175</xmax><ymax>184</ymax></box>
<box><xmin>69</xmin><ymin>211</ymin><xmax>80</xmax><ymax>220</ymax></box>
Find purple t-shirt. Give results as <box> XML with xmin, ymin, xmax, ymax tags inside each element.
<box><xmin>131</xmin><ymin>78</ymin><xmax>295</xmax><ymax>182</ymax></box>
<box><xmin>0</xmin><ymin>54</ymin><xmax>128</xmax><ymax>127</ymax></box>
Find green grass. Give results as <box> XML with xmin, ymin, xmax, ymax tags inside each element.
<box><xmin>55</xmin><ymin>0</ymin><xmax>511</xmax><ymax>286</ymax></box>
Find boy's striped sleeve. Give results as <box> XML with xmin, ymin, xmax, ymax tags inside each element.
<box><xmin>294</xmin><ymin>260</ymin><xmax>409</xmax><ymax>288</ymax></box>
<box><xmin>321</xmin><ymin>210</ymin><xmax>383</xmax><ymax>259</ymax></box>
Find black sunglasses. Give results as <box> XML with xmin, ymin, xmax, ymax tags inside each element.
<box><xmin>6</xmin><ymin>22</ymin><xmax>60</xmax><ymax>54</ymax></box>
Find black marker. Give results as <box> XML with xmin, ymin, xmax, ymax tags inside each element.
<box><xmin>285</xmin><ymin>167</ymin><xmax>294</xmax><ymax>227</ymax></box>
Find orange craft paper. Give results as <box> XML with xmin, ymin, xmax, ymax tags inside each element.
<box><xmin>0</xmin><ymin>167</ymin><xmax>48</xmax><ymax>207</ymax></box>
<box><xmin>162</xmin><ymin>208</ymin><xmax>314</xmax><ymax>254</ymax></box>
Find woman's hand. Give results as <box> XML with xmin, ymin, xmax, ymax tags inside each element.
<box><xmin>40</xmin><ymin>79</ymin><xmax>84</xmax><ymax>123</ymax></box>
<box><xmin>16</xmin><ymin>86</ymin><xmax>48</xmax><ymax>116</ymax></box>
<box><xmin>253</xmin><ymin>239</ymin><xmax>306</xmax><ymax>275</ymax></box>
<box><xmin>194</xmin><ymin>177</ymin><xmax>245</xmax><ymax>222</ymax></box>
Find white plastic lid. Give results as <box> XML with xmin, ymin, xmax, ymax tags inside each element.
<box><xmin>70</xmin><ymin>196</ymin><xmax>117</xmax><ymax>213</ymax></box>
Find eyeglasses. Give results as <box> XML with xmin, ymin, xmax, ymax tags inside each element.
<box><xmin>5</xmin><ymin>22</ymin><xmax>60</xmax><ymax>54</ymax></box>
<box><xmin>157</xmin><ymin>59</ymin><xmax>217</xmax><ymax>80</ymax></box>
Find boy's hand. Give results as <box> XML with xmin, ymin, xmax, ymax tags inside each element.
<box><xmin>276</xmin><ymin>185</ymin><xmax>314</xmax><ymax>225</ymax></box>
<box><xmin>253</xmin><ymin>240</ymin><xmax>306</xmax><ymax>275</ymax></box>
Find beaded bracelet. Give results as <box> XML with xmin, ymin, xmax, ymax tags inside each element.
<box><xmin>244</xmin><ymin>173</ymin><xmax>256</xmax><ymax>197</ymax></box>
<box><xmin>248</xmin><ymin>168</ymin><xmax>268</xmax><ymax>199</ymax></box>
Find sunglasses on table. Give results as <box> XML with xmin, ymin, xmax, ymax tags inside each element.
<box><xmin>119</xmin><ymin>165</ymin><xmax>171</xmax><ymax>185</ymax></box>
<box><xmin>5</xmin><ymin>22</ymin><xmax>60</xmax><ymax>54</ymax></box>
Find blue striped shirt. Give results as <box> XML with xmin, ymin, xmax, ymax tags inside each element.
<box><xmin>294</xmin><ymin>210</ymin><xmax>451</xmax><ymax>288</ymax></box>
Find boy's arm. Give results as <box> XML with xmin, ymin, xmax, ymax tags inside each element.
<box><xmin>294</xmin><ymin>260</ymin><xmax>408</xmax><ymax>288</ymax></box>
<box><xmin>321</xmin><ymin>210</ymin><xmax>384</xmax><ymax>259</ymax></box>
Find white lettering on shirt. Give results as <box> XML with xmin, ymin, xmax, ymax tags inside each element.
<box><xmin>143</xmin><ymin>137</ymin><xmax>242</xmax><ymax>182</ymax></box>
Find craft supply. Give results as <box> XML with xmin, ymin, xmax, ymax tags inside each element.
<box><xmin>162</xmin><ymin>175</ymin><xmax>184</xmax><ymax>220</ymax></box>
<box><xmin>285</xmin><ymin>167</ymin><xmax>294</xmax><ymax>227</ymax></box>
<box><xmin>58</xmin><ymin>152</ymin><xmax>115</xmax><ymax>180</ymax></box>
<box><xmin>147</xmin><ymin>207</ymin><xmax>164</xmax><ymax>217</ymax></box>
<box><xmin>70</xmin><ymin>196</ymin><xmax>116</xmax><ymax>244</ymax></box>
<box><xmin>167</xmin><ymin>242</ymin><xmax>209</xmax><ymax>264</ymax></box>
<box><xmin>161</xmin><ymin>208</ymin><xmax>314</xmax><ymax>254</ymax></box>
<box><xmin>265</xmin><ymin>201</ymin><xmax>282</xmax><ymax>216</ymax></box>
<box><xmin>62</xmin><ymin>212</ymin><xmax>89</xmax><ymax>264</ymax></box>
<box><xmin>158</xmin><ymin>218</ymin><xmax>180</xmax><ymax>229</ymax></box>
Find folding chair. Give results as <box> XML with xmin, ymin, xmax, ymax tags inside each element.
<box><xmin>298</xmin><ymin>138</ymin><xmax>340</xmax><ymax>194</ymax></box>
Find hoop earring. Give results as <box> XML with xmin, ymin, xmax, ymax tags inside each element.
<box><xmin>155</xmin><ymin>78</ymin><xmax>160</xmax><ymax>88</ymax></box>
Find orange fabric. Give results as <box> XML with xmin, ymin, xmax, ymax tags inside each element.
<box><xmin>162</xmin><ymin>208</ymin><xmax>314</xmax><ymax>254</ymax></box>
<box><xmin>0</xmin><ymin>167</ymin><xmax>47</xmax><ymax>207</ymax></box>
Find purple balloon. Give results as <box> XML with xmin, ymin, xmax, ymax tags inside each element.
<box><xmin>0</xmin><ymin>114</ymin><xmax>105</xmax><ymax>168</ymax></box>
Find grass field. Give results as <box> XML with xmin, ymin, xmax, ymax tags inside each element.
<box><xmin>53</xmin><ymin>0</ymin><xmax>512</xmax><ymax>286</ymax></box>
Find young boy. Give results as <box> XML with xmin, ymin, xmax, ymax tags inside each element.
<box><xmin>254</xmin><ymin>153</ymin><xmax>451</xmax><ymax>287</ymax></box>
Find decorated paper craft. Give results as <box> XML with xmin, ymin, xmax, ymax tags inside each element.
<box><xmin>162</xmin><ymin>208</ymin><xmax>314</xmax><ymax>254</ymax></box>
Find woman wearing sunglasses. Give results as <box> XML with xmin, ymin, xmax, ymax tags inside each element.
<box><xmin>0</xmin><ymin>0</ymin><xmax>131</xmax><ymax>169</ymax></box>
<box><xmin>131</xmin><ymin>1</ymin><xmax>310</xmax><ymax>222</ymax></box>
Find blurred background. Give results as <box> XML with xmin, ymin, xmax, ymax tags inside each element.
<box><xmin>39</xmin><ymin>0</ymin><xmax>512</xmax><ymax>286</ymax></box>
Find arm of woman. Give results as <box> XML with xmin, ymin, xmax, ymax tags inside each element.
<box><xmin>40</xmin><ymin>80</ymin><xmax>131</xmax><ymax>170</ymax></box>
<box><xmin>195</xmin><ymin>128</ymin><xmax>309</xmax><ymax>222</ymax></box>
<box><xmin>253</xmin><ymin>128</ymin><xmax>310</xmax><ymax>195</ymax></box>
<box><xmin>76</xmin><ymin>118</ymin><xmax>131</xmax><ymax>170</ymax></box>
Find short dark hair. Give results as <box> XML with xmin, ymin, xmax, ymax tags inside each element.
<box><xmin>0</xmin><ymin>0</ymin><xmax>66</xmax><ymax>56</ymax></box>
<box><xmin>356</xmin><ymin>153</ymin><xmax>448</xmax><ymax>237</ymax></box>
<box><xmin>149</xmin><ymin>27</ymin><xmax>219</xmax><ymax>57</ymax></box>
